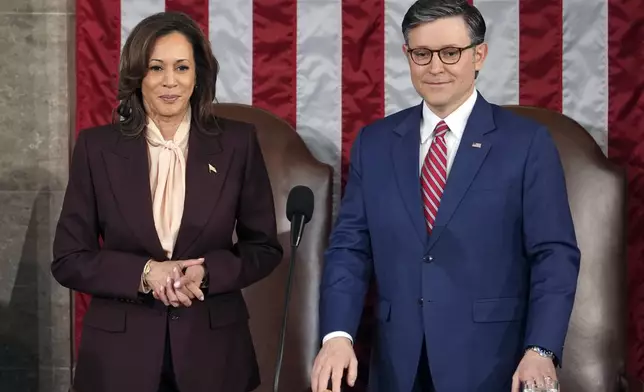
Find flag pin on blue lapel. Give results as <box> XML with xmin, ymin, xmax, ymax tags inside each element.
<box><xmin>208</xmin><ymin>163</ymin><xmax>217</xmax><ymax>173</ymax></box>
<box><xmin>472</xmin><ymin>142</ymin><xmax>482</xmax><ymax>148</ymax></box>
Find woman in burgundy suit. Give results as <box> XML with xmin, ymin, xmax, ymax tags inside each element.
<box><xmin>51</xmin><ymin>12</ymin><xmax>282</xmax><ymax>392</ymax></box>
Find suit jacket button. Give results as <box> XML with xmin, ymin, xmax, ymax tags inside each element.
<box><xmin>418</xmin><ymin>298</ymin><xmax>424</xmax><ymax>306</ymax></box>
<box><xmin>170</xmin><ymin>314</ymin><xmax>179</xmax><ymax>320</ymax></box>
<box><xmin>422</xmin><ymin>255</ymin><xmax>433</xmax><ymax>263</ymax></box>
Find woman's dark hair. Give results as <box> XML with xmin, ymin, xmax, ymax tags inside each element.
<box><xmin>114</xmin><ymin>12</ymin><xmax>220</xmax><ymax>136</ymax></box>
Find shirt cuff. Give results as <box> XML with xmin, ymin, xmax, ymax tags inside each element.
<box><xmin>322</xmin><ymin>331</ymin><xmax>353</xmax><ymax>345</ymax></box>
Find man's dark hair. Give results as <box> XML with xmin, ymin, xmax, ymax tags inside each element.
<box><xmin>402</xmin><ymin>0</ymin><xmax>486</xmax><ymax>46</ymax></box>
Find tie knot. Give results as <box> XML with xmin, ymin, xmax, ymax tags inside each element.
<box><xmin>145</xmin><ymin>134</ymin><xmax>183</xmax><ymax>151</ymax></box>
<box><xmin>434</xmin><ymin>121</ymin><xmax>449</xmax><ymax>138</ymax></box>
<box><xmin>161</xmin><ymin>140</ymin><xmax>178</xmax><ymax>150</ymax></box>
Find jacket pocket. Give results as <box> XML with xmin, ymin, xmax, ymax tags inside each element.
<box><xmin>83</xmin><ymin>299</ymin><xmax>126</xmax><ymax>332</ymax></box>
<box><xmin>472</xmin><ymin>297</ymin><xmax>525</xmax><ymax>323</ymax></box>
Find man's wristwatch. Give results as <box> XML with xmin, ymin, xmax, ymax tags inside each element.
<box><xmin>526</xmin><ymin>345</ymin><xmax>555</xmax><ymax>360</ymax></box>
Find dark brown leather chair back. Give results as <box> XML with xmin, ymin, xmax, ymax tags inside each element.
<box><xmin>212</xmin><ymin>103</ymin><xmax>333</xmax><ymax>392</ymax></box>
<box><xmin>504</xmin><ymin>105</ymin><xmax>628</xmax><ymax>391</ymax></box>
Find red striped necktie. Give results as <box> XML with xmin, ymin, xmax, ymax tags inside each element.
<box><xmin>420</xmin><ymin>120</ymin><xmax>449</xmax><ymax>234</ymax></box>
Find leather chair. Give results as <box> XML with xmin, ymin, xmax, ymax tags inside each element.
<box><xmin>212</xmin><ymin>103</ymin><xmax>333</xmax><ymax>392</ymax></box>
<box><xmin>504</xmin><ymin>105</ymin><xmax>628</xmax><ymax>391</ymax></box>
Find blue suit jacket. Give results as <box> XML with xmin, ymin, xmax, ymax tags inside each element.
<box><xmin>319</xmin><ymin>93</ymin><xmax>580</xmax><ymax>391</ymax></box>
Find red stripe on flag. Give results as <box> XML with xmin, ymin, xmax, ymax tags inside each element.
<box><xmin>518</xmin><ymin>0</ymin><xmax>563</xmax><ymax>112</ymax></box>
<box><xmin>252</xmin><ymin>0</ymin><xmax>297</xmax><ymax>128</ymax></box>
<box><xmin>74</xmin><ymin>0</ymin><xmax>121</xmax><ymax>360</ymax></box>
<box><xmin>607</xmin><ymin>0</ymin><xmax>644</xmax><ymax>381</ymax></box>
<box><xmin>341</xmin><ymin>1</ymin><xmax>385</xmax><ymax>390</ymax></box>
<box><xmin>76</xmin><ymin>0</ymin><xmax>121</xmax><ymax>134</ymax></box>
<box><xmin>166</xmin><ymin>0</ymin><xmax>209</xmax><ymax>34</ymax></box>
<box><xmin>341</xmin><ymin>0</ymin><xmax>385</xmax><ymax>189</ymax></box>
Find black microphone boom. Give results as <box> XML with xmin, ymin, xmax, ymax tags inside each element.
<box><xmin>273</xmin><ymin>185</ymin><xmax>314</xmax><ymax>392</ymax></box>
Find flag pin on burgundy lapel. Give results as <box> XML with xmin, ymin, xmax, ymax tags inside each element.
<box><xmin>472</xmin><ymin>142</ymin><xmax>482</xmax><ymax>148</ymax></box>
<box><xmin>208</xmin><ymin>163</ymin><xmax>217</xmax><ymax>173</ymax></box>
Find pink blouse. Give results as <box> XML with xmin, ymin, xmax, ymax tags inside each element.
<box><xmin>145</xmin><ymin>109</ymin><xmax>191</xmax><ymax>260</ymax></box>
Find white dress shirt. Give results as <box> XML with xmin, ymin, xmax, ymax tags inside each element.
<box><xmin>322</xmin><ymin>89</ymin><xmax>478</xmax><ymax>345</ymax></box>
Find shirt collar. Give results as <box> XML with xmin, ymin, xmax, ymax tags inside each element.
<box><xmin>420</xmin><ymin>89</ymin><xmax>478</xmax><ymax>144</ymax></box>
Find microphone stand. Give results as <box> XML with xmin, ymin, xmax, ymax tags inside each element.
<box><xmin>273</xmin><ymin>214</ymin><xmax>305</xmax><ymax>392</ymax></box>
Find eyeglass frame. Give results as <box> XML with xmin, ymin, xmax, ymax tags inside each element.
<box><xmin>406</xmin><ymin>43</ymin><xmax>479</xmax><ymax>66</ymax></box>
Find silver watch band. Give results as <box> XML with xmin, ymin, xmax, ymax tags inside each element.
<box><xmin>526</xmin><ymin>345</ymin><xmax>555</xmax><ymax>359</ymax></box>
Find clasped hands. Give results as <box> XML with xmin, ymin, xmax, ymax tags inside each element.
<box><xmin>143</xmin><ymin>258</ymin><xmax>206</xmax><ymax>307</ymax></box>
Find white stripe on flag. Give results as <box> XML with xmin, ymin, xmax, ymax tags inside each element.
<box><xmin>384</xmin><ymin>0</ymin><xmax>419</xmax><ymax>116</ymax></box>
<box><xmin>562</xmin><ymin>0</ymin><xmax>609</xmax><ymax>153</ymax></box>
<box><xmin>474</xmin><ymin>0</ymin><xmax>520</xmax><ymax>105</ymax></box>
<box><xmin>209</xmin><ymin>0</ymin><xmax>253</xmax><ymax>104</ymax></box>
<box><xmin>121</xmin><ymin>0</ymin><xmax>165</xmax><ymax>49</ymax></box>
<box><xmin>296</xmin><ymin>0</ymin><xmax>343</xmax><ymax>216</ymax></box>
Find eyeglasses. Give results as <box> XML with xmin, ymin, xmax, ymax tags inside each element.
<box><xmin>407</xmin><ymin>43</ymin><xmax>477</xmax><ymax>66</ymax></box>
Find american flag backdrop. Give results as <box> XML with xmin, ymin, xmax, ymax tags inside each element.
<box><xmin>74</xmin><ymin>0</ymin><xmax>644</xmax><ymax>383</ymax></box>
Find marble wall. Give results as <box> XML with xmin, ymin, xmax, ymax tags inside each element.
<box><xmin>0</xmin><ymin>0</ymin><xmax>74</xmax><ymax>391</ymax></box>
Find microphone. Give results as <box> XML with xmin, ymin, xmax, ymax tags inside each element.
<box><xmin>273</xmin><ymin>185</ymin><xmax>315</xmax><ymax>392</ymax></box>
<box><xmin>286</xmin><ymin>185</ymin><xmax>315</xmax><ymax>248</ymax></box>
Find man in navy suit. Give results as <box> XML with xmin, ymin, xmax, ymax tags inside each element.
<box><xmin>310</xmin><ymin>1</ymin><xmax>580</xmax><ymax>391</ymax></box>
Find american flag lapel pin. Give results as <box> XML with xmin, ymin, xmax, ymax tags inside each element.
<box><xmin>208</xmin><ymin>163</ymin><xmax>217</xmax><ymax>173</ymax></box>
<box><xmin>472</xmin><ymin>142</ymin><xmax>482</xmax><ymax>148</ymax></box>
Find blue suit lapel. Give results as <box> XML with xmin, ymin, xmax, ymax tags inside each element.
<box><xmin>426</xmin><ymin>93</ymin><xmax>497</xmax><ymax>252</ymax></box>
<box><xmin>391</xmin><ymin>102</ymin><xmax>426</xmax><ymax>246</ymax></box>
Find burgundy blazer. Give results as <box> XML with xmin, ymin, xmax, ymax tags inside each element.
<box><xmin>51</xmin><ymin>117</ymin><xmax>283</xmax><ymax>392</ymax></box>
